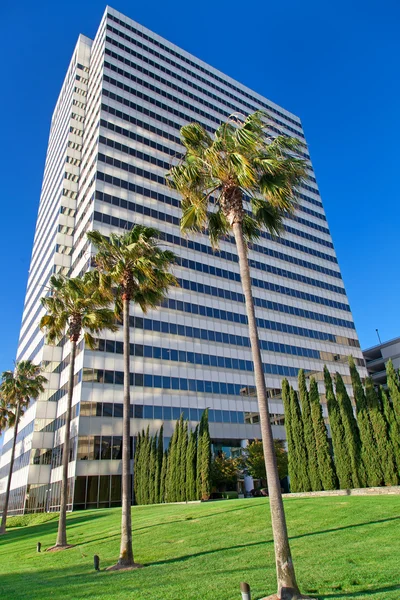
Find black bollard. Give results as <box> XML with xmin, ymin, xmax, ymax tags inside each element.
<box><xmin>94</xmin><ymin>555</ymin><xmax>100</xmax><ymax>571</ymax></box>
<box><xmin>37</xmin><ymin>542</ymin><xmax>41</xmax><ymax>553</ymax></box>
<box><xmin>240</xmin><ymin>582</ymin><xmax>251</xmax><ymax>600</ymax></box>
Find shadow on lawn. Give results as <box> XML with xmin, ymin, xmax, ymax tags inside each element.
<box><xmin>78</xmin><ymin>502</ymin><xmax>260</xmax><ymax>547</ymax></box>
<box><xmin>319</xmin><ymin>584</ymin><xmax>400</xmax><ymax>598</ymax></box>
<box><xmin>0</xmin><ymin>511</ymin><xmax>110</xmax><ymax>547</ymax></box>
<box><xmin>148</xmin><ymin>515</ymin><xmax>400</xmax><ymax>567</ymax></box>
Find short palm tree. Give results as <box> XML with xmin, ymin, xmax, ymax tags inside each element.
<box><xmin>40</xmin><ymin>271</ymin><xmax>117</xmax><ymax>549</ymax></box>
<box><xmin>87</xmin><ymin>225</ymin><xmax>177</xmax><ymax>569</ymax></box>
<box><xmin>0</xmin><ymin>361</ymin><xmax>47</xmax><ymax>534</ymax></box>
<box><xmin>166</xmin><ymin>111</ymin><xmax>309</xmax><ymax>599</ymax></box>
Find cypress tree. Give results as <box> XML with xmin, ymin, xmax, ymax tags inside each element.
<box><xmin>148</xmin><ymin>433</ymin><xmax>157</xmax><ymax>504</ymax></box>
<box><xmin>166</xmin><ymin>420</ymin><xmax>179</xmax><ymax>503</ymax></box>
<box><xmin>324</xmin><ymin>366</ymin><xmax>352</xmax><ymax>489</ymax></box>
<box><xmin>142</xmin><ymin>427</ymin><xmax>151</xmax><ymax>504</ymax></box>
<box><xmin>156</xmin><ymin>425</ymin><xmax>164</xmax><ymax>503</ymax></box>
<box><xmin>349</xmin><ymin>356</ymin><xmax>383</xmax><ymax>487</ymax></box>
<box><xmin>179</xmin><ymin>420</ymin><xmax>188</xmax><ymax>501</ymax></box>
<box><xmin>309</xmin><ymin>377</ymin><xmax>337</xmax><ymax>490</ymax></box>
<box><xmin>289</xmin><ymin>387</ymin><xmax>311</xmax><ymax>492</ymax></box>
<box><xmin>386</xmin><ymin>359</ymin><xmax>400</xmax><ymax>424</ymax></box>
<box><xmin>133</xmin><ymin>432</ymin><xmax>141</xmax><ymax>505</ymax></box>
<box><xmin>160</xmin><ymin>450</ymin><xmax>168</xmax><ymax>503</ymax></box>
<box><xmin>298</xmin><ymin>370</ymin><xmax>321</xmax><ymax>491</ymax></box>
<box><xmin>379</xmin><ymin>386</ymin><xmax>400</xmax><ymax>470</ymax></box>
<box><xmin>200</xmin><ymin>409</ymin><xmax>211</xmax><ymax>500</ymax></box>
<box><xmin>173</xmin><ymin>415</ymin><xmax>184</xmax><ymax>501</ymax></box>
<box><xmin>186</xmin><ymin>427</ymin><xmax>197</xmax><ymax>501</ymax></box>
<box><xmin>282</xmin><ymin>379</ymin><xmax>300</xmax><ymax>493</ymax></box>
<box><xmin>196</xmin><ymin>411</ymin><xmax>205</xmax><ymax>499</ymax></box>
<box><xmin>334</xmin><ymin>373</ymin><xmax>365</xmax><ymax>488</ymax></box>
<box><xmin>365</xmin><ymin>378</ymin><xmax>398</xmax><ymax>485</ymax></box>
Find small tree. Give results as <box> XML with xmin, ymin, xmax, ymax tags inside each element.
<box><xmin>282</xmin><ymin>379</ymin><xmax>300</xmax><ymax>493</ymax></box>
<box><xmin>196</xmin><ymin>411</ymin><xmax>205</xmax><ymax>499</ymax></box>
<box><xmin>334</xmin><ymin>373</ymin><xmax>365</xmax><ymax>488</ymax></box>
<box><xmin>298</xmin><ymin>370</ymin><xmax>321</xmax><ymax>491</ymax></box>
<box><xmin>200</xmin><ymin>411</ymin><xmax>211</xmax><ymax>500</ymax></box>
<box><xmin>186</xmin><ymin>427</ymin><xmax>197</xmax><ymax>501</ymax></box>
<box><xmin>386</xmin><ymin>359</ymin><xmax>400</xmax><ymax>423</ymax></box>
<box><xmin>211</xmin><ymin>453</ymin><xmax>238</xmax><ymax>490</ymax></box>
<box><xmin>178</xmin><ymin>418</ymin><xmax>188</xmax><ymax>501</ymax></box>
<box><xmin>324</xmin><ymin>366</ymin><xmax>352</xmax><ymax>489</ymax></box>
<box><xmin>309</xmin><ymin>378</ymin><xmax>337</xmax><ymax>490</ymax></box>
<box><xmin>365</xmin><ymin>378</ymin><xmax>398</xmax><ymax>486</ymax></box>
<box><xmin>0</xmin><ymin>361</ymin><xmax>47</xmax><ymax>534</ymax></box>
<box><xmin>160</xmin><ymin>451</ymin><xmax>168</xmax><ymax>504</ymax></box>
<box><xmin>241</xmin><ymin>439</ymin><xmax>288</xmax><ymax>483</ymax></box>
<box><xmin>379</xmin><ymin>386</ymin><xmax>400</xmax><ymax>470</ymax></box>
<box><xmin>289</xmin><ymin>387</ymin><xmax>311</xmax><ymax>492</ymax></box>
<box><xmin>157</xmin><ymin>425</ymin><xmax>164</xmax><ymax>502</ymax></box>
<box><xmin>165</xmin><ymin>420</ymin><xmax>179</xmax><ymax>503</ymax></box>
<box><xmin>349</xmin><ymin>357</ymin><xmax>383</xmax><ymax>487</ymax></box>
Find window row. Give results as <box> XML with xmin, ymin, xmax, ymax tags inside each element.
<box><xmin>81</xmin><ymin>368</ymin><xmax>310</xmax><ymax>393</ymax></box>
<box><xmin>179</xmin><ymin>256</ymin><xmax>345</xmax><ymax>296</ymax></box>
<box><xmin>77</xmin><ymin>435</ymin><xmax>131</xmax><ymax>460</ymax></box>
<box><xmin>95</xmin><ymin>336</ymin><xmax>315</xmax><ymax>367</ymax></box>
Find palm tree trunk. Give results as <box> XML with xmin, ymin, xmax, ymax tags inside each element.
<box><xmin>55</xmin><ymin>339</ymin><xmax>77</xmax><ymax>547</ymax></box>
<box><xmin>232</xmin><ymin>222</ymin><xmax>300</xmax><ymax>599</ymax></box>
<box><xmin>0</xmin><ymin>403</ymin><xmax>20</xmax><ymax>534</ymax></box>
<box><xmin>119</xmin><ymin>296</ymin><xmax>134</xmax><ymax>566</ymax></box>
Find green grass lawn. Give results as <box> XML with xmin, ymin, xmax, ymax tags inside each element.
<box><xmin>1</xmin><ymin>496</ymin><xmax>399</xmax><ymax>600</ymax></box>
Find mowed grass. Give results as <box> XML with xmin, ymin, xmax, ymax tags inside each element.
<box><xmin>1</xmin><ymin>496</ymin><xmax>399</xmax><ymax>600</ymax></box>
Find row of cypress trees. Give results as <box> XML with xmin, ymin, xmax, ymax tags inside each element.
<box><xmin>134</xmin><ymin>409</ymin><xmax>211</xmax><ymax>505</ymax></box>
<box><xmin>282</xmin><ymin>359</ymin><xmax>400</xmax><ymax>492</ymax></box>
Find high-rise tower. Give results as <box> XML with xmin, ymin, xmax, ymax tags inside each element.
<box><xmin>0</xmin><ymin>7</ymin><xmax>366</xmax><ymax>514</ymax></box>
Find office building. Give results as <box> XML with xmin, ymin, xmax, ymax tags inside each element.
<box><xmin>0</xmin><ymin>6</ymin><xmax>366</xmax><ymax>514</ymax></box>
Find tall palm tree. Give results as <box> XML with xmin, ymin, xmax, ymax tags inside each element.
<box><xmin>40</xmin><ymin>271</ymin><xmax>117</xmax><ymax>549</ymax></box>
<box><xmin>166</xmin><ymin>111</ymin><xmax>310</xmax><ymax>599</ymax></box>
<box><xmin>0</xmin><ymin>361</ymin><xmax>47</xmax><ymax>534</ymax></box>
<box><xmin>87</xmin><ymin>226</ymin><xmax>177</xmax><ymax>569</ymax></box>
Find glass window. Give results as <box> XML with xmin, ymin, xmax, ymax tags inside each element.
<box><xmin>104</xmin><ymin>371</ymin><xmax>114</xmax><ymax>384</ymax></box>
<box><xmin>101</xmin><ymin>436</ymin><xmax>112</xmax><ymax>459</ymax></box>
<box><xmin>134</xmin><ymin>404</ymin><xmax>143</xmax><ymax>418</ymax></box>
<box><xmin>144</xmin><ymin>405</ymin><xmax>153</xmax><ymax>419</ymax></box>
<box><xmin>182</xmin><ymin>407</ymin><xmax>190</xmax><ymax>420</ymax></box>
<box><xmin>215</xmin><ymin>410</ymin><xmax>223</xmax><ymax>422</ymax></box>
<box><xmin>162</xmin><ymin>377</ymin><xmax>171</xmax><ymax>389</ymax></box>
<box><xmin>230</xmin><ymin>411</ymin><xmax>238</xmax><ymax>423</ymax></box>
<box><xmin>114</xmin><ymin>403</ymin><xmax>123</xmax><ymax>418</ymax></box>
<box><xmin>103</xmin><ymin>403</ymin><xmax>113</xmax><ymax>417</ymax></box>
<box><xmin>172</xmin><ymin>407</ymin><xmax>181</xmax><ymax>420</ymax></box>
<box><xmin>111</xmin><ymin>437</ymin><xmax>122</xmax><ymax>460</ymax></box>
<box><xmin>86</xmin><ymin>476</ymin><xmax>99</xmax><ymax>504</ymax></box>
<box><xmin>208</xmin><ymin>409</ymin><xmax>215</xmax><ymax>422</ymax></box>
<box><xmin>93</xmin><ymin>436</ymin><xmax>101</xmax><ymax>460</ymax></box>
<box><xmin>154</xmin><ymin>375</ymin><xmax>162</xmax><ymax>388</ymax></box>
<box><xmin>237</xmin><ymin>412</ymin><xmax>245</xmax><ymax>424</ymax></box>
<box><xmin>189</xmin><ymin>408</ymin><xmax>199</xmax><ymax>421</ymax></box>
<box><xmin>163</xmin><ymin>406</ymin><xmax>172</xmax><ymax>420</ymax></box>
<box><xmin>154</xmin><ymin>405</ymin><xmax>162</xmax><ymax>419</ymax></box>
<box><xmin>144</xmin><ymin>374</ymin><xmax>153</xmax><ymax>387</ymax></box>
<box><xmin>172</xmin><ymin>377</ymin><xmax>179</xmax><ymax>390</ymax></box>
<box><xmin>222</xmin><ymin>410</ymin><xmax>230</xmax><ymax>423</ymax></box>
<box><xmin>96</xmin><ymin>403</ymin><xmax>103</xmax><ymax>417</ymax></box>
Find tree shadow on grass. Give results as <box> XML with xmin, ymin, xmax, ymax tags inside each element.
<box><xmin>0</xmin><ymin>512</ymin><xmax>110</xmax><ymax>547</ymax></box>
<box><xmin>319</xmin><ymin>584</ymin><xmax>400</xmax><ymax>598</ymax></box>
<box><xmin>148</xmin><ymin>515</ymin><xmax>400</xmax><ymax>567</ymax></box>
<box><xmin>77</xmin><ymin>502</ymin><xmax>260</xmax><ymax>547</ymax></box>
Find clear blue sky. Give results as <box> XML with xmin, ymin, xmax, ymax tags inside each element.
<box><xmin>1</xmin><ymin>0</ymin><xmax>399</xmax><ymax>374</ymax></box>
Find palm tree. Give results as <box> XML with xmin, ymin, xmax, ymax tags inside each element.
<box><xmin>87</xmin><ymin>225</ymin><xmax>177</xmax><ymax>569</ymax></box>
<box><xmin>40</xmin><ymin>271</ymin><xmax>117</xmax><ymax>549</ymax></box>
<box><xmin>0</xmin><ymin>361</ymin><xmax>47</xmax><ymax>534</ymax></box>
<box><xmin>166</xmin><ymin>111</ymin><xmax>309</xmax><ymax>599</ymax></box>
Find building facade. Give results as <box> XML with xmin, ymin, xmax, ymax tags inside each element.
<box><xmin>0</xmin><ymin>6</ymin><xmax>366</xmax><ymax>514</ymax></box>
<box><xmin>363</xmin><ymin>336</ymin><xmax>400</xmax><ymax>387</ymax></box>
